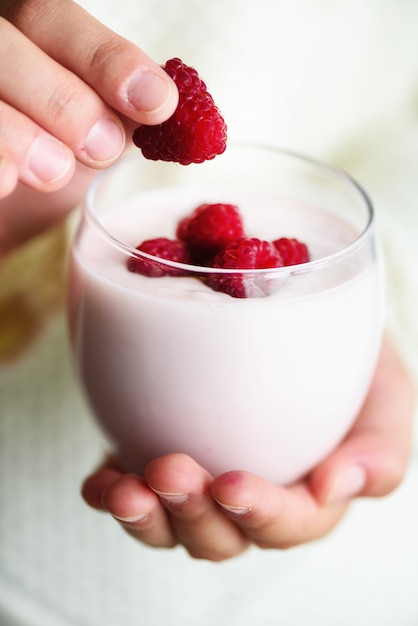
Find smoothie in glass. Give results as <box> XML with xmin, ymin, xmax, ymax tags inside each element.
<box><xmin>68</xmin><ymin>145</ymin><xmax>383</xmax><ymax>484</ymax></box>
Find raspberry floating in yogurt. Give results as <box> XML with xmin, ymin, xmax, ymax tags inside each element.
<box><xmin>127</xmin><ymin>203</ymin><xmax>310</xmax><ymax>297</ymax></box>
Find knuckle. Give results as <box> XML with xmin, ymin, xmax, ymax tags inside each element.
<box><xmin>87</xmin><ymin>35</ymin><xmax>132</xmax><ymax>84</ymax></box>
<box><xmin>41</xmin><ymin>81</ymin><xmax>81</xmax><ymax>126</ymax></box>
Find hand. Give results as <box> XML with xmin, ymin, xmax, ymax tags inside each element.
<box><xmin>82</xmin><ymin>335</ymin><xmax>415</xmax><ymax>561</ymax></box>
<box><xmin>0</xmin><ymin>0</ymin><xmax>178</xmax><ymax>252</ymax></box>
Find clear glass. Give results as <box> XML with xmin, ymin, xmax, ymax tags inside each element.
<box><xmin>67</xmin><ymin>143</ymin><xmax>384</xmax><ymax>485</ymax></box>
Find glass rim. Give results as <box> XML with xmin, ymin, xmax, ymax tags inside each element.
<box><xmin>83</xmin><ymin>142</ymin><xmax>375</xmax><ymax>277</ymax></box>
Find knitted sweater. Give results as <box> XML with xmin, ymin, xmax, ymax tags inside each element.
<box><xmin>1</xmin><ymin>2</ymin><xmax>417</xmax><ymax>624</ymax></box>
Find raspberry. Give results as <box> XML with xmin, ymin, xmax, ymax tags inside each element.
<box><xmin>127</xmin><ymin>238</ymin><xmax>192</xmax><ymax>277</ymax></box>
<box><xmin>176</xmin><ymin>203</ymin><xmax>245</xmax><ymax>263</ymax></box>
<box><xmin>206</xmin><ymin>238</ymin><xmax>284</xmax><ymax>298</ymax></box>
<box><xmin>132</xmin><ymin>58</ymin><xmax>227</xmax><ymax>165</ymax></box>
<box><xmin>272</xmin><ymin>238</ymin><xmax>310</xmax><ymax>266</ymax></box>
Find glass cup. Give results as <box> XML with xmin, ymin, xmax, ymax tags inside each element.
<box><xmin>67</xmin><ymin>143</ymin><xmax>384</xmax><ymax>485</ymax></box>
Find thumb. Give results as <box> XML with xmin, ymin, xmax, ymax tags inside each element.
<box><xmin>309</xmin><ymin>336</ymin><xmax>415</xmax><ymax>505</ymax></box>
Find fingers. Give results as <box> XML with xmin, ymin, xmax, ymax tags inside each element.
<box><xmin>144</xmin><ymin>454</ymin><xmax>249</xmax><ymax>560</ymax></box>
<box><xmin>81</xmin><ymin>462</ymin><xmax>177</xmax><ymax>548</ymax></box>
<box><xmin>0</xmin><ymin>0</ymin><xmax>178</xmax><ymax>199</ymax></box>
<box><xmin>0</xmin><ymin>18</ymin><xmax>125</xmax><ymax>171</ymax></box>
<box><xmin>8</xmin><ymin>0</ymin><xmax>179</xmax><ymax>126</ymax></box>
<box><xmin>81</xmin><ymin>462</ymin><xmax>125</xmax><ymax>510</ymax></box>
<box><xmin>82</xmin><ymin>454</ymin><xmax>249</xmax><ymax>560</ymax></box>
<box><xmin>209</xmin><ymin>336</ymin><xmax>415</xmax><ymax>550</ymax></box>
<box><xmin>309</xmin><ymin>335</ymin><xmax>416</xmax><ymax>505</ymax></box>
<box><xmin>103</xmin><ymin>474</ymin><xmax>178</xmax><ymax>549</ymax></box>
<box><xmin>211</xmin><ymin>471</ymin><xmax>348</xmax><ymax>549</ymax></box>
<box><xmin>0</xmin><ymin>99</ymin><xmax>75</xmax><ymax>194</ymax></box>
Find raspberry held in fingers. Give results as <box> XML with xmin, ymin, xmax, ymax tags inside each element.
<box><xmin>132</xmin><ymin>58</ymin><xmax>227</xmax><ymax>165</ymax></box>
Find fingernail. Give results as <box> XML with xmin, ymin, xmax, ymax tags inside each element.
<box><xmin>214</xmin><ymin>500</ymin><xmax>251</xmax><ymax>516</ymax></box>
<box><xmin>325</xmin><ymin>465</ymin><xmax>366</xmax><ymax>504</ymax></box>
<box><xmin>125</xmin><ymin>70</ymin><xmax>175</xmax><ymax>114</ymax></box>
<box><xmin>83</xmin><ymin>117</ymin><xmax>125</xmax><ymax>164</ymax></box>
<box><xmin>152</xmin><ymin>490</ymin><xmax>188</xmax><ymax>505</ymax></box>
<box><xmin>28</xmin><ymin>135</ymin><xmax>73</xmax><ymax>183</ymax></box>
<box><xmin>112</xmin><ymin>512</ymin><xmax>148</xmax><ymax>524</ymax></box>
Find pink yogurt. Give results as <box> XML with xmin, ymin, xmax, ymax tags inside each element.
<box><xmin>68</xmin><ymin>185</ymin><xmax>383</xmax><ymax>484</ymax></box>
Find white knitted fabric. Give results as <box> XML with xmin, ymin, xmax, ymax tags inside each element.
<box><xmin>1</xmin><ymin>1</ymin><xmax>418</xmax><ymax>624</ymax></box>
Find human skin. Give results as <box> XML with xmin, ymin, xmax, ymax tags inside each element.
<box><xmin>0</xmin><ymin>0</ymin><xmax>178</xmax><ymax>252</ymax></box>
<box><xmin>1</xmin><ymin>0</ymin><xmax>416</xmax><ymax>561</ymax></box>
